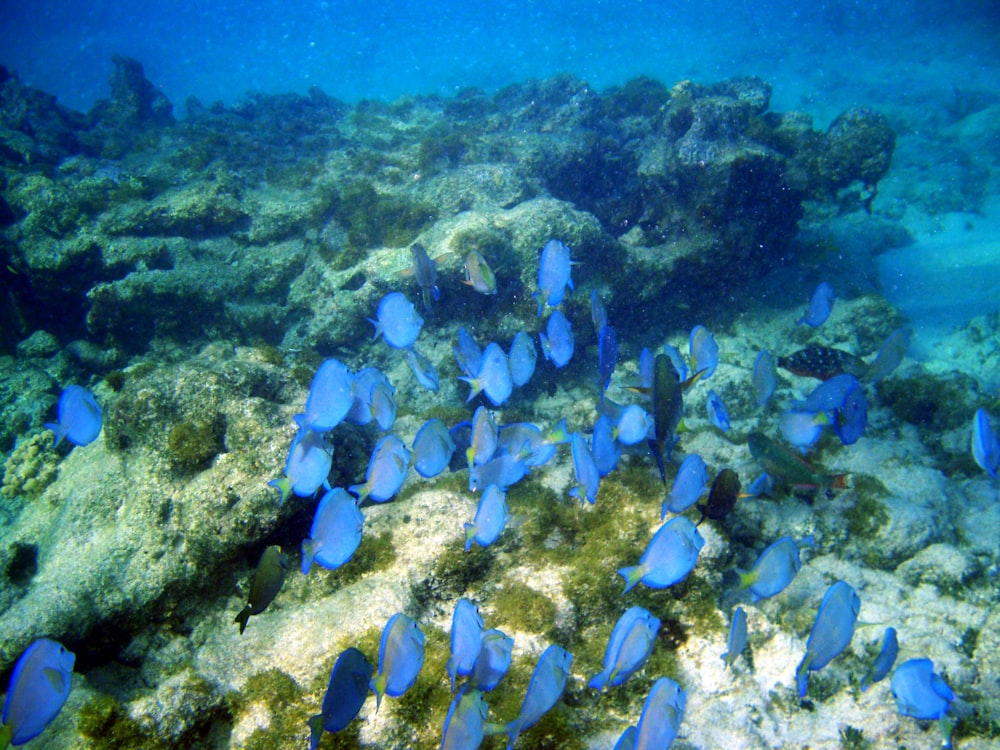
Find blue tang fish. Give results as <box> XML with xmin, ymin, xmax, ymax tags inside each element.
<box><xmin>598</xmin><ymin>324</ymin><xmax>618</xmax><ymax>394</ymax></box>
<box><xmin>661</xmin><ymin>454</ymin><xmax>709</xmax><ymax>517</ymax></box>
<box><xmin>406</xmin><ymin>347</ymin><xmax>440</xmax><ymax>392</ymax></box>
<box><xmin>453</xmin><ymin>327</ymin><xmax>483</xmax><ymax>378</ymax></box>
<box><xmin>591</xmin><ymin>289</ymin><xmax>608</xmax><ymax>332</ymax></box>
<box><xmin>46</xmin><ymin>384</ymin><xmax>102</xmax><ymax>447</ymax></box>
<box><xmin>972</xmin><ymin>408</ymin><xmax>1000</xmax><ymax>478</ymax></box>
<box><xmin>638</xmin><ymin>347</ymin><xmax>654</xmax><ymax>389</ymax></box>
<box><xmin>508</xmin><ymin>331</ymin><xmax>537</xmax><ymax>388</ymax></box>
<box><xmin>467</xmin><ymin>406</ymin><xmax>498</xmax><ymax>468</ymax></box>
<box><xmin>861</xmin><ymin>626</ymin><xmax>898</xmax><ymax>692</ymax></box>
<box><xmin>504</xmin><ymin>644</ymin><xmax>573</xmax><ymax>749</ymax></box>
<box><xmin>591</xmin><ymin>415</ymin><xmax>620</xmax><ymax>477</ymax></box>
<box><xmin>618</xmin><ymin>516</ymin><xmax>705</xmax><ymax>593</ymax></box>
<box><xmin>663</xmin><ymin>344</ymin><xmax>688</xmax><ymax>383</ymax></box>
<box><xmin>588</xmin><ymin>606</ymin><xmax>660</xmax><ymax>691</ymax></box>
<box><xmin>539</xmin><ymin>310</ymin><xmax>574</xmax><ymax>369</ymax></box>
<box><xmin>778</xmin><ymin>409</ymin><xmax>827</xmax><ymax>450</ymax></box>
<box><xmin>469</xmin><ymin>454</ymin><xmax>527</xmax><ymax>492</ymax></box>
<box><xmin>413</xmin><ymin>418</ymin><xmax>456</xmax><ymax>478</ymax></box>
<box><xmin>0</xmin><ymin>639</ymin><xmax>75</xmax><ymax>747</ymax></box>
<box><xmin>634</xmin><ymin>676</ymin><xmax>686</xmax><ymax>750</ymax></box>
<box><xmin>614</xmin><ymin>726</ymin><xmax>636</xmax><ymax>750</ymax></box>
<box><xmin>569</xmin><ymin>432</ymin><xmax>600</xmax><ymax>505</ymax></box>
<box><xmin>472</xmin><ymin>629</ymin><xmax>514</xmax><ymax>692</ymax></box>
<box><xmin>722</xmin><ymin>606</ymin><xmax>748</xmax><ymax>669</ymax></box>
<box><xmin>496</xmin><ymin>423</ymin><xmax>556</xmax><ymax>467</ymax></box>
<box><xmin>615</xmin><ymin>404</ymin><xmax>653</xmax><ymax>446</ymax></box>
<box><xmin>344</xmin><ymin>367</ymin><xmax>390</xmax><ymax>426</ymax></box>
<box><xmin>447</xmin><ymin>598</ymin><xmax>485</xmax><ymax>691</ymax></box>
<box><xmin>461</xmin><ymin>342</ymin><xmax>513</xmax><ymax>407</ymax></box>
<box><xmin>296</xmin><ymin>358</ymin><xmax>354</xmax><ymax>432</ymax></box>
<box><xmin>689</xmin><ymin>325</ymin><xmax>719</xmax><ymax>379</ymax></box>
<box><xmin>795</xmin><ymin>580</ymin><xmax>860</xmax><ymax>697</ymax></box>
<box><xmin>370</xmin><ymin>613</ymin><xmax>425</xmax><ymax>708</ymax></box>
<box><xmin>371</xmin><ymin>291</ymin><xmax>424</xmax><ymax>349</ymax></box>
<box><xmin>534</xmin><ymin>239</ymin><xmax>574</xmax><ymax>315</ymax></box>
<box><xmin>441</xmin><ymin>685</ymin><xmax>489</xmax><ymax>750</ymax></box>
<box><xmin>799</xmin><ymin>281</ymin><xmax>835</xmax><ymax>327</ymax></box>
<box><xmin>302</xmin><ymin>487</ymin><xmax>364</xmax><ymax>573</ymax></box>
<box><xmin>891</xmin><ymin>658</ymin><xmax>954</xmax><ymax>720</ymax></box>
<box><xmin>369</xmin><ymin>380</ymin><xmax>397</xmax><ymax>432</ymax></box>
<box><xmin>739</xmin><ymin>536</ymin><xmax>808</xmax><ymax>602</ymax></box>
<box><xmin>308</xmin><ymin>647</ymin><xmax>373</xmax><ymax>747</ymax></box>
<box><xmin>753</xmin><ymin>350</ymin><xmax>777</xmax><ymax>407</ymax></box>
<box><xmin>465</xmin><ymin>484</ymin><xmax>509</xmax><ymax>551</ymax></box>
<box><xmin>864</xmin><ymin>328</ymin><xmax>909</xmax><ymax>381</ymax></box>
<box><xmin>269</xmin><ymin>428</ymin><xmax>332</xmax><ymax>504</ymax></box>
<box><xmin>349</xmin><ymin>435</ymin><xmax>411</xmax><ymax>503</ymax></box>
<box><xmin>797</xmin><ymin>374</ymin><xmax>868</xmax><ymax>446</ymax></box>
<box><xmin>706</xmin><ymin>389</ymin><xmax>730</xmax><ymax>432</ymax></box>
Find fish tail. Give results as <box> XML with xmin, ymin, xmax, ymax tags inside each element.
<box><xmin>307</xmin><ymin>713</ymin><xmax>324</xmax><ymax>750</ymax></box>
<box><xmin>463</xmin><ymin>523</ymin><xmax>476</xmax><ymax>551</ymax></box>
<box><xmin>586</xmin><ymin>671</ymin><xmax>608</xmax><ymax>691</ymax></box>
<box><xmin>370</xmin><ymin>673</ymin><xmax>386</xmax><ymax>711</ymax></box>
<box><xmin>737</xmin><ymin>570</ymin><xmax>757</xmax><ymax>590</ymax></box>
<box><xmin>44</xmin><ymin>422</ymin><xmax>68</xmax><ymax>447</ymax></box>
<box><xmin>267</xmin><ymin>476</ymin><xmax>291</xmax><ymax>505</ymax></box>
<box><xmin>532</xmin><ymin>291</ymin><xmax>545</xmax><ymax>317</ymax></box>
<box><xmin>0</xmin><ymin>723</ymin><xmax>12</xmax><ymax>750</ymax></box>
<box><xmin>828</xmin><ymin>473</ymin><xmax>849</xmax><ymax>490</ymax></box>
<box><xmin>347</xmin><ymin>483</ymin><xmax>369</xmax><ymax>502</ymax></box>
<box><xmin>795</xmin><ymin>654</ymin><xmax>812</xmax><ymax>698</ymax></box>
<box><xmin>617</xmin><ymin>566</ymin><xmax>642</xmax><ymax>594</ymax></box>
<box><xmin>458</xmin><ymin>376</ymin><xmax>483</xmax><ymax>402</ymax></box>
<box><xmin>301</xmin><ymin>539</ymin><xmax>316</xmax><ymax>575</ymax></box>
<box><xmin>234</xmin><ymin>606</ymin><xmax>251</xmax><ymax>635</ymax></box>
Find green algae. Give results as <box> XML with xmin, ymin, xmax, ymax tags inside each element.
<box><xmin>333</xmin><ymin>180</ymin><xmax>435</xmax><ymax>253</ymax></box>
<box><xmin>411</xmin><ymin>543</ymin><xmax>495</xmax><ymax>612</ymax></box>
<box><xmin>78</xmin><ymin>693</ymin><xmax>168</xmax><ymax>750</ymax></box>
<box><xmin>166</xmin><ymin>417</ymin><xmax>224</xmax><ymax>471</ymax></box>
<box><xmin>229</xmin><ymin>668</ymin><xmax>307</xmax><ymax>750</ymax></box>
<box><xmin>492</xmin><ymin>581</ymin><xmax>558</xmax><ymax>635</ymax></box>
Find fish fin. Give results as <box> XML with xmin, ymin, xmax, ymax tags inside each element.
<box><xmin>681</xmin><ymin>368</ymin><xmax>707</xmax><ymax>390</ymax></box>
<box><xmin>647</xmin><ymin>438</ymin><xmax>666</xmax><ymax>484</ymax></box>
<box><xmin>737</xmin><ymin>570</ymin><xmax>757</xmax><ymax>590</ymax></box>
<box><xmin>586</xmin><ymin>671</ymin><xmax>608</xmax><ymax>691</ymax></box>
<box><xmin>44</xmin><ymin>421</ymin><xmax>68</xmax><ymax>447</ymax></box>
<box><xmin>463</xmin><ymin>523</ymin><xmax>477</xmax><ymax>551</ymax></box>
<box><xmin>301</xmin><ymin>539</ymin><xmax>316</xmax><ymax>575</ymax></box>
<box><xmin>42</xmin><ymin>666</ymin><xmax>66</xmax><ymax>691</ymax></box>
<box><xmin>370</xmin><ymin>674</ymin><xmax>386</xmax><ymax>711</ymax></box>
<box><xmin>0</xmin><ymin>723</ymin><xmax>12</xmax><ymax>750</ymax></box>
<box><xmin>367</xmin><ymin>317</ymin><xmax>382</xmax><ymax>341</ymax></box>
<box><xmin>234</xmin><ymin>606</ymin><xmax>252</xmax><ymax>635</ymax></box>
<box><xmin>617</xmin><ymin>565</ymin><xmax>643</xmax><ymax>594</ymax></box>
<box><xmin>268</xmin><ymin>477</ymin><xmax>291</xmax><ymax>505</ymax></box>
<box><xmin>795</xmin><ymin>653</ymin><xmax>812</xmax><ymax>698</ymax></box>
<box><xmin>347</xmin><ymin>483</ymin><xmax>369</xmax><ymax>502</ymax></box>
<box><xmin>307</xmin><ymin>714</ymin><xmax>324</xmax><ymax>750</ymax></box>
<box><xmin>458</xmin><ymin>376</ymin><xmax>483</xmax><ymax>403</ymax></box>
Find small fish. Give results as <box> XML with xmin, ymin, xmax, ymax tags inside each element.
<box><xmin>615</xmin><ymin>404</ymin><xmax>653</xmax><ymax>446</ymax></box>
<box><xmin>661</xmin><ymin>454</ymin><xmax>709</xmax><ymax>517</ymax></box>
<box><xmin>441</xmin><ymin>685</ymin><xmax>490</xmax><ymax>750</ymax></box>
<box><xmin>721</xmin><ymin>606</ymin><xmax>748</xmax><ymax>669</ymax></box>
<box><xmin>345</xmin><ymin>367</ymin><xmax>391</xmax><ymax>426</ymax></box>
<box><xmin>453</xmin><ymin>327</ymin><xmax>483</xmax><ymax>378</ymax></box>
<box><xmin>308</xmin><ymin>647</ymin><xmax>374</xmax><ymax>747</ymax></box>
<box><xmin>413</xmin><ymin>418</ymin><xmax>456</xmax><ymax>478</ymax></box>
<box><xmin>463</xmin><ymin>251</ymin><xmax>497</xmax><ymax>295</ymax></box>
<box><xmin>698</xmin><ymin>468</ymin><xmax>743</xmax><ymax>522</ymax></box>
<box><xmin>0</xmin><ymin>639</ymin><xmax>75</xmax><ymax>746</ymax></box>
<box><xmin>798</xmin><ymin>281</ymin><xmax>834</xmax><ymax>327</ymax></box>
<box><xmin>406</xmin><ymin>348</ymin><xmax>440</xmax><ymax>392</ymax></box>
<box><xmin>235</xmin><ymin>545</ymin><xmax>289</xmax><ymax>633</ymax></box>
<box><xmin>302</xmin><ymin>487</ymin><xmax>365</xmax><ymax>573</ymax></box>
<box><xmin>864</xmin><ymin>328</ymin><xmax>909</xmax><ymax>381</ymax></box>
<box><xmin>296</xmin><ymin>358</ymin><xmax>354</xmax><ymax>432</ymax></box>
<box><xmin>569</xmin><ymin>432</ymin><xmax>601</xmax><ymax>505</ymax></box>
<box><xmin>747</xmin><ymin>431</ymin><xmax>847</xmax><ymax>493</ymax></box>
<box><xmin>598</xmin><ymin>324</ymin><xmax>618</xmax><ymax>394</ymax></box>
<box><xmin>777</xmin><ymin>346</ymin><xmax>867</xmax><ymax>381</ymax></box>
<box><xmin>539</xmin><ymin>310</ymin><xmax>574</xmax><ymax>368</ymax></box>
<box><xmin>468</xmin><ymin>406</ymin><xmax>499</xmax><ymax>468</ymax></box>
<box><xmin>753</xmin><ymin>350</ymin><xmax>777</xmax><ymax>407</ymax></box>
<box><xmin>496</xmin><ymin>423</ymin><xmax>555</xmax><ymax>467</ymax></box>
<box><xmin>689</xmin><ymin>325</ymin><xmax>719</xmax><ymax>379</ymax></box>
<box><xmin>508</xmin><ymin>331</ymin><xmax>537</xmax><ymax>387</ymax></box>
<box><xmin>739</xmin><ymin>536</ymin><xmax>808</xmax><ymax>602</ymax></box>
<box><xmin>972</xmin><ymin>408</ymin><xmax>1000</xmax><ymax>478</ymax></box>
<box><xmin>590</xmin><ymin>415</ymin><xmax>620</xmax><ymax>477</ymax></box>
<box><xmin>269</xmin><ymin>428</ymin><xmax>332</xmax><ymax>504</ymax></box>
<box><xmin>369</xmin><ymin>380</ymin><xmax>398</xmax><ymax>431</ymax></box>
<box><xmin>648</xmin><ymin>353</ymin><xmax>697</xmax><ymax>483</ymax></box>
<box><xmin>464</xmin><ymin>484</ymin><xmax>509</xmax><ymax>551</ymax></box>
<box><xmin>469</xmin><ymin>453</ymin><xmax>528</xmax><ymax>492</ymax></box>
<box><xmin>461</xmin><ymin>342</ymin><xmax>513</xmax><ymax>407</ymax></box>
<box><xmin>795</xmin><ymin>580</ymin><xmax>860</xmax><ymax>697</ymax></box>
<box><xmin>861</xmin><ymin>626</ymin><xmax>898</xmax><ymax>692</ymax></box>
<box><xmin>471</xmin><ymin>629</ymin><xmax>514</xmax><ymax>692</ymax></box>
<box><xmin>793</xmin><ymin>374</ymin><xmax>868</xmax><ymax>446</ymax></box>
<box><xmin>778</xmin><ymin>410</ymin><xmax>827</xmax><ymax>450</ymax></box>
<box><xmin>370</xmin><ymin>291</ymin><xmax>424</xmax><ymax>349</ymax></box>
<box><xmin>349</xmin><ymin>435</ymin><xmax>411</xmax><ymax>503</ymax></box>
<box><xmin>591</xmin><ymin>290</ymin><xmax>608</xmax><ymax>332</ymax></box>
<box><xmin>504</xmin><ymin>644</ymin><xmax>573</xmax><ymax>749</ymax></box>
<box><xmin>706</xmin><ymin>389</ymin><xmax>730</xmax><ymax>432</ymax></box>
<box><xmin>370</xmin><ymin>613</ymin><xmax>426</xmax><ymax>709</ymax></box>
<box><xmin>408</xmin><ymin>242</ymin><xmax>441</xmax><ymax>309</ymax></box>
<box><xmin>45</xmin><ymin>384</ymin><xmax>102</xmax><ymax>446</ymax></box>
<box><xmin>618</xmin><ymin>516</ymin><xmax>705</xmax><ymax>593</ymax></box>
<box><xmin>447</xmin><ymin>599</ymin><xmax>485</xmax><ymax>692</ymax></box>
<box><xmin>533</xmin><ymin>239</ymin><xmax>574</xmax><ymax>315</ymax></box>
<box><xmin>633</xmin><ymin>676</ymin><xmax>686</xmax><ymax>750</ymax></box>
<box><xmin>588</xmin><ymin>606</ymin><xmax>660</xmax><ymax>691</ymax></box>
<box><xmin>891</xmin><ymin>658</ymin><xmax>954</xmax><ymax>721</ymax></box>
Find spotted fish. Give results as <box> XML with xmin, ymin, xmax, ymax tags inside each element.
<box><xmin>777</xmin><ymin>346</ymin><xmax>867</xmax><ymax>381</ymax></box>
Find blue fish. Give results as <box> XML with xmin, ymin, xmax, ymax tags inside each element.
<box><xmin>591</xmin><ymin>290</ymin><xmax>608</xmax><ymax>332</ymax></box>
<box><xmin>302</xmin><ymin>487</ymin><xmax>364</xmax><ymax>573</ymax></box>
<box><xmin>539</xmin><ymin>310</ymin><xmax>574</xmax><ymax>369</ymax></box>
<box><xmin>891</xmin><ymin>658</ymin><xmax>954</xmax><ymax>720</ymax></box>
<box><xmin>663</xmin><ymin>344</ymin><xmax>688</xmax><ymax>383</ymax></box>
<box><xmin>508</xmin><ymin>331</ymin><xmax>537</xmax><ymax>387</ymax></box>
<box><xmin>370</xmin><ymin>613</ymin><xmax>425</xmax><ymax>708</ymax></box>
<box><xmin>972</xmin><ymin>408</ymin><xmax>1000</xmax><ymax>478</ymax></box>
<box><xmin>689</xmin><ymin>325</ymin><xmax>719</xmax><ymax>379</ymax></box>
<box><xmin>447</xmin><ymin>598</ymin><xmax>485</xmax><ymax>691</ymax></box>
<box><xmin>269</xmin><ymin>428</ymin><xmax>332</xmax><ymax>504</ymax></box>
<box><xmin>797</xmin><ymin>374</ymin><xmax>867</xmax><ymax>446</ymax></box>
<box><xmin>739</xmin><ymin>536</ymin><xmax>807</xmax><ymax>602</ymax></box>
<box><xmin>615</xmin><ymin>404</ymin><xmax>653</xmax><ymax>446</ymax></box>
<box><xmin>618</xmin><ymin>516</ymin><xmax>705</xmax><ymax>593</ymax></box>
<box><xmin>569</xmin><ymin>432</ymin><xmax>601</xmax><ymax>505</ymax></box>
<box><xmin>795</xmin><ymin>580</ymin><xmax>860</xmax><ymax>697</ymax></box>
<box><xmin>407</xmin><ymin>242</ymin><xmax>441</xmax><ymax>310</ymax></box>
<box><xmin>440</xmin><ymin>685</ymin><xmax>489</xmax><ymax>750</ymax></box>
<box><xmin>369</xmin><ymin>380</ymin><xmax>397</xmax><ymax>432</ymax></box>
<box><xmin>504</xmin><ymin>644</ymin><xmax>573</xmax><ymax>749</ymax></box>
<box><xmin>406</xmin><ymin>347</ymin><xmax>440</xmax><ymax>392</ymax></box>
<box><xmin>349</xmin><ymin>435</ymin><xmax>411</xmax><ymax>503</ymax></box>
<box><xmin>861</xmin><ymin>626</ymin><xmax>898</xmax><ymax>692</ymax></box>
<box><xmin>371</xmin><ymin>292</ymin><xmax>424</xmax><ymax>349</ymax></box>
<box><xmin>864</xmin><ymin>328</ymin><xmax>909</xmax><ymax>381</ymax></box>
<box><xmin>453</xmin><ymin>327</ymin><xmax>483</xmax><ymax>378</ymax></box>
<box><xmin>413</xmin><ymin>418</ymin><xmax>456</xmax><ymax>479</ymax></box>
<box><xmin>706</xmin><ymin>389</ymin><xmax>730</xmax><ymax>432</ymax></box>
<box><xmin>588</xmin><ymin>606</ymin><xmax>660</xmax><ymax>691</ymax></box>
<box><xmin>308</xmin><ymin>647</ymin><xmax>373</xmax><ymax>747</ymax></box>
<box><xmin>467</xmin><ymin>406</ymin><xmax>498</xmax><ymax>468</ymax></box>
<box><xmin>496</xmin><ymin>423</ymin><xmax>556</xmax><ymax>467</ymax></box>
<box><xmin>464</xmin><ymin>484</ymin><xmax>509</xmax><ymax>551</ymax></box>
<box><xmin>461</xmin><ymin>342</ymin><xmax>513</xmax><ymax>407</ymax></box>
<box><xmin>591</xmin><ymin>415</ymin><xmax>620</xmax><ymax>477</ymax></box>
<box><xmin>46</xmin><ymin>384</ymin><xmax>102</xmax><ymax>447</ymax></box>
<box><xmin>0</xmin><ymin>638</ymin><xmax>75</xmax><ymax>746</ymax></box>
<box><xmin>344</xmin><ymin>367</ymin><xmax>390</xmax><ymax>426</ymax></box>
<box><xmin>753</xmin><ymin>350</ymin><xmax>777</xmax><ymax>407</ymax></box>
<box><xmin>661</xmin><ymin>454</ymin><xmax>709</xmax><ymax>516</ymax></box>
<box><xmin>533</xmin><ymin>239</ymin><xmax>574</xmax><ymax>315</ymax></box>
<box><xmin>598</xmin><ymin>324</ymin><xmax>618</xmax><ymax>394</ymax></box>
<box><xmin>633</xmin><ymin>676</ymin><xmax>686</xmax><ymax>750</ymax></box>
<box><xmin>471</xmin><ymin>629</ymin><xmax>514</xmax><ymax>692</ymax></box>
<box><xmin>296</xmin><ymin>358</ymin><xmax>354</xmax><ymax>432</ymax></box>
<box><xmin>778</xmin><ymin>410</ymin><xmax>827</xmax><ymax>450</ymax></box>
<box><xmin>722</xmin><ymin>607</ymin><xmax>748</xmax><ymax>669</ymax></box>
<box><xmin>469</xmin><ymin>454</ymin><xmax>528</xmax><ymax>492</ymax></box>
<box><xmin>614</xmin><ymin>726</ymin><xmax>636</xmax><ymax>750</ymax></box>
<box><xmin>638</xmin><ymin>347</ymin><xmax>654</xmax><ymax>389</ymax></box>
<box><xmin>799</xmin><ymin>281</ymin><xmax>835</xmax><ymax>327</ymax></box>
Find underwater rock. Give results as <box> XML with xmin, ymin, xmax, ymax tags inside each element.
<box><xmin>0</xmin><ymin>66</ymin><xmax>86</xmax><ymax>167</ymax></box>
<box><xmin>816</xmin><ymin>107</ymin><xmax>896</xmax><ymax>190</ymax></box>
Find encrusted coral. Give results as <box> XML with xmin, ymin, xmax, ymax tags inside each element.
<box><xmin>1</xmin><ymin>430</ymin><xmax>59</xmax><ymax>500</ymax></box>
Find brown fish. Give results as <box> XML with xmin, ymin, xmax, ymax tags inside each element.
<box><xmin>698</xmin><ymin>468</ymin><xmax>745</xmax><ymax>523</ymax></box>
<box><xmin>777</xmin><ymin>346</ymin><xmax>867</xmax><ymax>381</ymax></box>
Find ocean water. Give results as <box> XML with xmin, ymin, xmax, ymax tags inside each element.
<box><xmin>1</xmin><ymin>1</ymin><xmax>1000</xmax><ymax>749</ymax></box>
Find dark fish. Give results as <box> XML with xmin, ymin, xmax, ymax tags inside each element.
<box><xmin>408</xmin><ymin>242</ymin><xmax>440</xmax><ymax>310</ymax></box>
<box><xmin>747</xmin><ymin>431</ymin><xmax>847</xmax><ymax>493</ymax></box>
<box><xmin>648</xmin><ymin>353</ymin><xmax>683</xmax><ymax>483</ymax></box>
<box><xmin>698</xmin><ymin>468</ymin><xmax>742</xmax><ymax>522</ymax></box>
<box><xmin>777</xmin><ymin>346</ymin><xmax>867</xmax><ymax>381</ymax></box>
<box><xmin>234</xmin><ymin>545</ymin><xmax>289</xmax><ymax>634</ymax></box>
